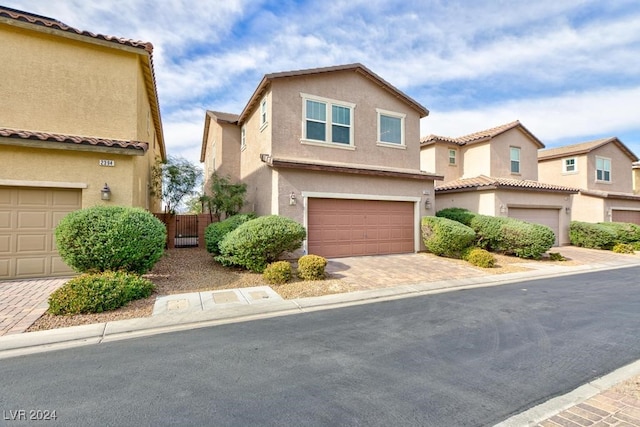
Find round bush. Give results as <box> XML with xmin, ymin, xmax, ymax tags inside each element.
<box><xmin>436</xmin><ymin>207</ymin><xmax>477</xmax><ymax>226</ymax></box>
<box><xmin>263</xmin><ymin>261</ymin><xmax>292</xmax><ymax>284</ymax></box>
<box><xmin>465</xmin><ymin>248</ymin><xmax>496</xmax><ymax>268</ymax></box>
<box><xmin>216</xmin><ymin>215</ymin><xmax>306</xmax><ymax>273</ymax></box>
<box><xmin>612</xmin><ymin>243</ymin><xmax>635</xmax><ymax>254</ymax></box>
<box><xmin>204</xmin><ymin>213</ymin><xmax>256</xmax><ymax>255</ymax></box>
<box><xmin>297</xmin><ymin>254</ymin><xmax>327</xmax><ymax>281</ymax></box>
<box><xmin>55</xmin><ymin>205</ymin><xmax>166</xmax><ymax>274</ymax></box>
<box><xmin>48</xmin><ymin>271</ymin><xmax>155</xmax><ymax>315</ymax></box>
<box><xmin>421</xmin><ymin>216</ymin><xmax>475</xmax><ymax>258</ymax></box>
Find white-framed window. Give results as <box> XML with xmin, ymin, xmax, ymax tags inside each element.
<box><xmin>596</xmin><ymin>156</ymin><xmax>611</xmax><ymax>182</ymax></box>
<box><xmin>448</xmin><ymin>148</ymin><xmax>457</xmax><ymax>165</ymax></box>
<box><xmin>563</xmin><ymin>157</ymin><xmax>577</xmax><ymax>173</ymax></box>
<box><xmin>301</xmin><ymin>93</ymin><xmax>355</xmax><ymax>146</ymax></box>
<box><xmin>510</xmin><ymin>147</ymin><xmax>521</xmax><ymax>174</ymax></box>
<box><xmin>241</xmin><ymin>126</ymin><xmax>246</xmax><ymax>151</ymax></box>
<box><xmin>260</xmin><ymin>97</ymin><xmax>268</xmax><ymax>129</ymax></box>
<box><xmin>376</xmin><ymin>109</ymin><xmax>405</xmax><ymax>146</ymax></box>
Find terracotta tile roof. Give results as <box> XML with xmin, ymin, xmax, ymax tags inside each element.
<box><xmin>538</xmin><ymin>137</ymin><xmax>639</xmax><ymax>162</ymax></box>
<box><xmin>0</xmin><ymin>127</ymin><xmax>148</xmax><ymax>152</ymax></box>
<box><xmin>421</xmin><ymin>120</ymin><xmax>544</xmax><ymax>148</ymax></box>
<box><xmin>0</xmin><ymin>6</ymin><xmax>153</xmax><ymax>52</ymax></box>
<box><xmin>435</xmin><ymin>175</ymin><xmax>578</xmax><ymax>193</ymax></box>
<box><xmin>238</xmin><ymin>63</ymin><xmax>429</xmax><ymax>123</ymax></box>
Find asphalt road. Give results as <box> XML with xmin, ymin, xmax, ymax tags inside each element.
<box><xmin>2</xmin><ymin>267</ymin><xmax>640</xmax><ymax>427</ymax></box>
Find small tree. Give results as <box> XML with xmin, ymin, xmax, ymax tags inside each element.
<box><xmin>152</xmin><ymin>156</ymin><xmax>202</xmax><ymax>214</ymax></box>
<box><xmin>205</xmin><ymin>173</ymin><xmax>247</xmax><ymax>221</ymax></box>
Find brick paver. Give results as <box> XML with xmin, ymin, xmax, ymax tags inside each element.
<box><xmin>538</xmin><ymin>391</ymin><xmax>640</xmax><ymax>426</ymax></box>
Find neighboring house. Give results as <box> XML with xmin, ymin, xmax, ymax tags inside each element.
<box><xmin>538</xmin><ymin>137</ymin><xmax>640</xmax><ymax>224</ymax></box>
<box><xmin>420</xmin><ymin>121</ymin><xmax>578</xmax><ymax>246</ymax></box>
<box><xmin>0</xmin><ymin>6</ymin><xmax>166</xmax><ymax>279</ymax></box>
<box><xmin>201</xmin><ymin>63</ymin><xmax>442</xmax><ymax>258</ymax></box>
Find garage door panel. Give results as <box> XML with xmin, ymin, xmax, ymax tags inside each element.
<box><xmin>0</xmin><ymin>211</ymin><xmax>11</xmax><ymax>228</ymax></box>
<box><xmin>308</xmin><ymin>198</ymin><xmax>414</xmax><ymax>258</ymax></box>
<box><xmin>17</xmin><ymin>234</ymin><xmax>48</xmax><ymax>252</ymax></box>
<box><xmin>0</xmin><ymin>188</ymin><xmax>12</xmax><ymax>204</ymax></box>
<box><xmin>611</xmin><ymin>210</ymin><xmax>640</xmax><ymax>225</ymax></box>
<box><xmin>15</xmin><ymin>257</ymin><xmax>47</xmax><ymax>277</ymax></box>
<box><xmin>53</xmin><ymin>190</ymin><xmax>82</xmax><ymax>207</ymax></box>
<box><xmin>0</xmin><ymin>235</ymin><xmax>10</xmax><ymax>253</ymax></box>
<box><xmin>18</xmin><ymin>211</ymin><xmax>48</xmax><ymax>228</ymax></box>
<box><xmin>0</xmin><ymin>259</ymin><xmax>9</xmax><ymax>276</ymax></box>
<box><xmin>18</xmin><ymin>189</ymin><xmax>49</xmax><ymax>206</ymax></box>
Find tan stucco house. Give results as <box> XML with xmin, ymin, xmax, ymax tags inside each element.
<box><xmin>420</xmin><ymin>121</ymin><xmax>578</xmax><ymax>246</ymax></box>
<box><xmin>0</xmin><ymin>6</ymin><xmax>166</xmax><ymax>279</ymax></box>
<box><xmin>201</xmin><ymin>63</ymin><xmax>442</xmax><ymax>258</ymax></box>
<box><xmin>538</xmin><ymin>137</ymin><xmax>640</xmax><ymax>224</ymax></box>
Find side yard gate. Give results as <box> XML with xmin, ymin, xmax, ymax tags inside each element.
<box><xmin>154</xmin><ymin>213</ymin><xmax>216</xmax><ymax>249</ymax></box>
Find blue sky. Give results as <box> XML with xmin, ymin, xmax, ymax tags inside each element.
<box><xmin>5</xmin><ymin>0</ymin><xmax>640</xmax><ymax>167</ymax></box>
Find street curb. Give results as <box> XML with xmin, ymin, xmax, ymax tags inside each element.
<box><xmin>1</xmin><ymin>261</ymin><xmax>638</xmax><ymax>360</ymax></box>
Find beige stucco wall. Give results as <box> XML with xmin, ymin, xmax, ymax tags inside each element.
<box><xmin>202</xmin><ymin>119</ymin><xmax>242</xmax><ymax>197</ymax></box>
<box><xmin>1</xmin><ymin>145</ymin><xmax>140</xmax><ymax>208</ymax></box>
<box><xmin>538</xmin><ymin>155</ymin><xmax>588</xmax><ymax>189</ymax></box>
<box><xmin>275</xmin><ymin>168</ymin><xmax>431</xmax><ymax>253</ymax></box>
<box><xmin>488</xmin><ymin>131</ymin><xmax>539</xmax><ymax>180</ymax></box>
<box><xmin>435</xmin><ymin>189</ymin><xmax>572</xmax><ymax>245</ymax></box>
<box><xmin>421</xmin><ymin>144</ymin><xmax>462</xmax><ymax>184</ymax></box>
<box><xmin>461</xmin><ymin>142</ymin><xmax>491</xmax><ymax>178</ymax></box>
<box><xmin>571</xmin><ymin>194</ymin><xmax>640</xmax><ymax>223</ymax></box>
<box><xmin>268</xmin><ymin>72</ymin><xmax>423</xmax><ymax>171</ymax></box>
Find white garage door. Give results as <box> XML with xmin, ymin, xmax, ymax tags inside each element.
<box><xmin>508</xmin><ymin>207</ymin><xmax>560</xmax><ymax>246</ymax></box>
<box><xmin>0</xmin><ymin>187</ymin><xmax>81</xmax><ymax>280</ymax></box>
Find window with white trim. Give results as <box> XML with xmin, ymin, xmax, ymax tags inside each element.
<box><xmin>510</xmin><ymin>147</ymin><xmax>521</xmax><ymax>174</ymax></box>
<box><xmin>563</xmin><ymin>157</ymin><xmax>577</xmax><ymax>173</ymax></box>
<box><xmin>377</xmin><ymin>109</ymin><xmax>405</xmax><ymax>145</ymax></box>
<box><xmin>260</xmin><ymin>98</ymin><xmax>267</xmax><ymax>128</ymax></box>
<box><xmin>596</xmin><ymin>156</ymin><xmax>611</xmax><ymax>182</ymax></box>
<box><xmin>448</xmin><ymin>149</ymin><xmax>457</xmax><ymax>165</ymax></box>
<box><xmin>241</xmin><ymin>126</ymin><xmax>246</xmax><ymax>151</ymax></box>
<box><xmin>302</xmin><ymin>94</ymin><xmax>355</xmax><ymax>146</ymax></box>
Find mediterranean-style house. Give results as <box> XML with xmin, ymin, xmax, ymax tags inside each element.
<box><xmin>420</xmin><ymin>121</ymin><xmax>578</xmax><ymax>246</ymax></box>
<box><xmin>0</xmin><ymin>6</ymin><xmax>166</xmax><ymax>279</ymax></box>
<box><xmin>201</xmin><ymin>63</ymin><xmax>442</xmax><ymax>258</ymax></box>
<box><xmin>538</xmin><ymin>137</ymin><xmax>640</xmax><ymax>224</ymax></box>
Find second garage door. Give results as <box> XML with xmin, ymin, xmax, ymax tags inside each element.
<box><xmin>611</xmin><ymin>210</ymin><xmax>640</xmax><ymax>225</ymax></box>
<box><xmin>0</xmin><ymin>186</ymin><xmax>81</xmax><ymax>280</ymax></box>
<box><xmin>508</xmin><ymin>207</ymin><xmax>560</xmax><ymax>246</ymax></box>
<box><xmin>307</xmin><ymin>198</ymin><xmax>415</xmax><ymax>258</ymax></box>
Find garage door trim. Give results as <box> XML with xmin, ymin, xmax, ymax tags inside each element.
<box><xmin>302</xmin><ymin>191</ymin><xmax>422</xmax><ymax>255</ymax></box>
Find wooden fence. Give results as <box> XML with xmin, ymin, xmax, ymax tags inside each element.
<box><xmin>154</xmin><ymin>213</ymin><xmax>216</xmax><ymax>249</ymax></box>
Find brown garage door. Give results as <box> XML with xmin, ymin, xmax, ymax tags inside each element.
<box><xmin>508</xmin><ymin>207</ymin><xmax>560</xmax><ymax>246</ymax></box>
<box><xmin>611</xmin><ymin>210</ymin><xmax>640</xmax><ymax>225</ymax></box>
<box><xmin>307</xmin><ymin>198</ymin><xmax>414</xmax><ymax>258</ymax></box>
<box><xmin>0</xmin><ymin>186</ymin><xmax>81</xmax><ymax>280</ymax></box>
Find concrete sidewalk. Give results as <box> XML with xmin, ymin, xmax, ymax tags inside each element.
<box><xmin>1</xmin><ymin>246</ymin><xmax>640</xmax><ymax>426</ymax></box>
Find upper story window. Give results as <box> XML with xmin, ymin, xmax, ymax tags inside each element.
<box><xmin>448</xmin><ymin>149</ymin><xmax>457</xmax><ymax>165</ymax></box>
<box><xmin>596</xmin><ymin>156</ymin><xmax>611</xmax><ymax>182</ymax></box>
<box><xmin>302</xmin><ymin>93</ymin><xmax>355</xmax><ymax>147</ymax></box>
<box><xmin>563</xmin><ymin>157</ymin><xmax>577</xmax><ymax>173</ymax></box>
<box><xmin>241</xmin><ymin>126</ymin><xmax>246</xmax><ymax>151</ymax></box>
<box><xmin>510</xmin><ymin>147</ymin><xmax>521</xmax><ymax>174</ymax></box>
<box><xmin>260</xmin><ymin>98</ymin><xmax>268</xmax><ymax>129</ymax></box>
<box><xmin>376</xmin><ymin>109</ymin><xmax>405</xmax><ymax>146</ymax></box>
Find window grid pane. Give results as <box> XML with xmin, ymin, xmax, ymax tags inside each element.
<box><xmin>332</xmin><ymin>105</ymin><xmax>350</xmax><ymax>126</ymax></box>
<box><xmin>306</xmin><ymin>121</ymin><xmax>326</xmax><ymax>141</ymax></box>
<box><xmin>306</xmin><ymin>100</ymin><xmax>326</xmax><ymax>121</ymax></box>
<box><xmin>380</xmin><ymin>115</ymin><xmax>401</xmax><ymax>144</ymax></box>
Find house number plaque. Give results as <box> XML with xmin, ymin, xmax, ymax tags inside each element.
<box><xmin>99</xmin><ymin>160</ymin><xmax>115</xmax><ymax>167</ymax></box>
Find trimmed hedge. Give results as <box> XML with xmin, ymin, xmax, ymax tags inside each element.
<box><xmin>48</xmin><ymin>271</ymin><xmax>155</xmax><ymax>315</ymax></box>
<box><xmin>597</xmin><ymin>222</ymin><xmax>640</xmax><ymax>244</ymax></box>
<box><xmin>204</xmin><ymin>213</ymin><xmax>256</xmax><ymax>255</ymax></box>
<box><xmin>569</xmin><ymin>221</ymin><xmax>617</xmax><ymax>249</ymax></box>
<box><xmin>263</xmin><ymin>261</ymin><xmax>292</xmax><ymax>284</ymax></box>
<box><xmin>55</xmin><ymin>205</ymin><xmax>166</xmax><ymax>274</ymax></box>
<box><xmin>216</xmin><ymin>215</ymin><xmax>306</xmax><ymax>273</ymax></box>
<box><xmin>436</xmin><ymin>207</ymin><xmax>476</xmax><ymax>226</ymax></box>
<box><xmin>421</xmin><ymin>216</ymin><xmax>475</xmax><ymax>258</ymax></box>
<box><xmin>297</xmin><ymin>255</ymin><xmax>327</xmax><ymax>280</ymax></box>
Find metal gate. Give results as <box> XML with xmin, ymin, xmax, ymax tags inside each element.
<box><xmin>174</xmin><ymin>215</ymin><xmax>199</xmax><ymax>248</ymax></box>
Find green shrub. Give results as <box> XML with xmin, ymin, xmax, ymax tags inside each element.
<box><xmin>633</xmin><ymin>241</ymin><xmax>640</xmax><ymax>251</ymax></box>
<box><xmin>262</xmin><ymin>261</ymin><xmax>292</xmax><ymax>284</ymax></box>
<box><xmin>421</xmin><ymin>216</ymin><xmax>475</xmax><ymax>258</ymax></box>
<box><xmin>465</xmin><ymin>248</ymin><xmax>496</xmax><ymax>268</ymax></box>
<box><xmin>55</xmin><ymin>205</ymin><xmax>166</xmax><ymax>274</ymax></box>
<box><xmin>436</xmin><ymin>207</ymin><xmax>477</xmax><ymax>226</ymax></box>
<box><xmin>204</xmin><ymin>213</ymin><xmax>256</xmax><ymax>255</ymax></box>
<box><xmin>48</xmin><ymin>271</ymin><xmax>155</xmax><ymax>315</ymax></box>
<box><xmin>216</xmin><ymin>215</ymin><xmax>306</xmax><ymax>272</ymax></box>
<box><xmin>297</xmin><ymin>254</ymin><xmax>327</xmax><ymax>280</ymax></box>
<box><xmin>612</xmin><ymin>243</ymin><xmax>635</xmax><ymax>254</ymax></box>
<box><xmin>569</xmin><ymin>221</ymin><xmax>617</xmax><ymax>249</ymax></box>
<box><xmin>598</xmin><ymin>222</ymin><xmax>640</xmax><ymax>244</ymax></box>
<box><xmin>549</xmin><ymin>252</ymin><xmax>566</xmax><ymax>261</ymax></box>
<box><xmin>468</xmin><ymin>215</ymin><xmax>554</xmax><ymax>259</ymax></box>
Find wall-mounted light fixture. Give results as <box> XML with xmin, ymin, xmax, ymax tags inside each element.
<box><xmin>101</xmin><ymin>183</ymin><xmax>111</xmax><ymax>201</ymax></box>
<box><xmin>500</xmin><ymin>204</ymin><xmax>507</xmax><ymax>213</ymax></box>
<box><xmin>289</xmin><ymin>192</ymin><xmax>297</xmax><ymax>206</ymax></box>
<box><xmin>424</xmin><ymin>198</ymin><xmax>431</xmax><ymax>210</ymax></box>
<box><xmin>565</xmin><ymin>207</ymin><xmax>571</xmax><ymax>214</ymax></box>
